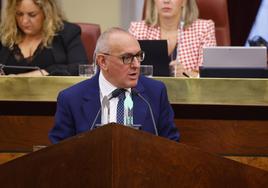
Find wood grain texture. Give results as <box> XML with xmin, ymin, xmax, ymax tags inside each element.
<box><xmin>1</xmin><ymin>103</ymin><xmax>268</xmax><ymax>172</ymax></box>
<box><xmin>0</xmin><ymin>116</ymin><xmax>53</xmax><ymax>152</ymax></box>
<box><xmin>0</xmin><ymin>125</ymin><xmax>268</xmax><ymax>187</ymax></box>
<box><xmin>2</xmin><ymin>116</ymin><xmax>268</xmax><ymax>155</ymax></box>
<box><xmin>176</xmin><ymin>119</ymin><xmax>268</xmax><ymax>155</ymax></box>
<box><xmin>0</xmin><ymin>153</ymin><xmax>26</xmax><ymax>165</ymax></box>
<box><xmin>225</xmin><ymin>156</ymin><xmax>268</xmax><ymax>172</ymax></box>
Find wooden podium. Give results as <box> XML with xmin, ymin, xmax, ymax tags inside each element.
<box><xmin>0</xmin><ymin>124</ymin><xmax>267</xmax><ymax>187</ymax></box>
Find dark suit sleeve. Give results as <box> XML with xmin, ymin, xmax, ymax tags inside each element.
<box><xmin>0</xmin><ymin>43</ymin><xmax>11</xmax><ymax>66</ymax></box>
<box><xmin>46</xmin><ymin>22</ymin><xmax>89</xmax><ymax>75</ymax></box>
<box><xmin>157</xmin><ymin>84</ymin><xmax>180</xmax><ymax>141</ymax></box>
<box><xmin>49</xmin><ymin>91</ymin><xmax>76</xmax><ymax>143</ymax></box>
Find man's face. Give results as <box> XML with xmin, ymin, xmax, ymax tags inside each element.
<box><xmin>98</xmin><ymin>33</ymin><xmax>142</xmax><ymax>89</ymax></box>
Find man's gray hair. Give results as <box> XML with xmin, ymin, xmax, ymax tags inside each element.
<box><xmin>93</xmin><ymin>27</ymin><xmax>130</xmax><ymax>65</ymax></box>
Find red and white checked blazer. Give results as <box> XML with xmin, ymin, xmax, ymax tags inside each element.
<box><xmin>129</xmin><ymin>19</ymin><xmax>216</xmax><ymax>71</ymax></box>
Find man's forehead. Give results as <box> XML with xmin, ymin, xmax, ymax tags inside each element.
<box><xmin>111</xmin><ymin>45</ymin><xmax>141</xmax><ymax>55</ymax></box>
<box><xmin>109</xmin><ymin>31</ymin><xmax>134</xmax><ymax>41</ymax></box>
<box><xmin>109</xmin><ymin>36</ymin><xmax>140</xmax><ymax>54</ymax></box>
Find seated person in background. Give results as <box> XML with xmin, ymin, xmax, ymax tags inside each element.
<box><xmin>129</xmin><ymin>0</ymin><xmax>216</xmax><ymax>77</ymax></box>
<box><xmin>49</xmin><ymin>27</ymin><xmax>179</xmax><ymax>143</ymax></box>
<box><xmin>0</xmin><ymin>0</ymin><xmax>88</xmax><ymax>76</ymax></box>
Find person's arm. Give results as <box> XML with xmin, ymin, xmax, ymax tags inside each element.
<box><xmin>198</xmin><ymin>20</ymin><xmax>217</xmax><ymax>67</ymax></box>
<box><xmin>157</xmin><ymin>84</ymin><xmax>180</xmax><ymax>141</ymax></box>
<box><xmin>16</xmin><ymin>69</ymin><xmax>49</xmax><ymax>76</ymax></box>
<box><xmin>46</xmin><ymin>22</ymin><xmax>89</xmax><ymax>76</ymax></box>
<box><xmin>49</xmin><ymin>91</ymin><xmax>76</xmax><ymax>144</ymax></box>
<box><xmin>172</xmin><ymin>20</ymin><xmax>216</xmax><ymax>78</ymax></box>
<box><xmin>204</xmin><ymin>20</ymin><xmax>217</xmax><ymax>46</ymax></box>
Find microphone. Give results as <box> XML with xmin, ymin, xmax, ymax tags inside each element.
<box><xmin>0</xmin><ymin>64</ymin><xmax>45</xmax><ymax>76</ymax></box>
<box><xmin>131</xmin><ymin>88</ymin><xmax>158</xmax><ymax>136</ymax></box>
<box><xmin>90</xmin><ymin>88</ymin><xmax>126</xmax><ymax>130</ymax></box>
<box><xmin>177</xmin><ymin>7</ymin><xmax>185</xmax><ymax>64</ymax></box>
<box><xmin>172</xmin><ymin>7</ymin><xmax>186</xmax><ymax>77</ymax></box>
<box><xmin>101</xmin><ymin>95</ymin><xmax>110</xmax><ymax>125</ymax></box>
<box><xmin>248</xmin><ymin>36</ymin><xmax>268</xmax><ymax>49</ymax></box>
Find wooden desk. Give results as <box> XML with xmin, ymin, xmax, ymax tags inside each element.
<box><xmin>1</xmin><ymin>76</ymin><xmax>268</xmax><ymax>105</ymax></box>
<box><xmin>0</xmin><ymin>76</ymin><xmax>268</xmax><ymax>170</ymax></box>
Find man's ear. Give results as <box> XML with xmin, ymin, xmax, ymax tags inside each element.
<box><xmin>96</xmin><ymin>54</ymin><xmax>108</xmax><ymax>71</ymax></box>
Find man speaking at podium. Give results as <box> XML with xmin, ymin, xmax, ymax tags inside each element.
<box><xmin>49</xmin><ymin>27</ymin><xmax>179</xmax><ymax>143</ymax></box>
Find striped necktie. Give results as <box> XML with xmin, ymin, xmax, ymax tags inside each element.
<box><xmin>116</xmin><ymin>90</ymin><xmax>126</xmax><ymax>124</ymax></box>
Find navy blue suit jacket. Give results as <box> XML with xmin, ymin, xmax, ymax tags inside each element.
<box><xmin>49</xmin><ymin>74</ymin><xmax>179</xmax><ymax>143</ymax></box>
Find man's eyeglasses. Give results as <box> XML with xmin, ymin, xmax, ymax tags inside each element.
<box><xmin>100</xmin><ymin>51</ymin><xmax>145</xmax><ymax>64</ymax></box>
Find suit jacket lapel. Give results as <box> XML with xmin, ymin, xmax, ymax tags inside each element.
<box><xmin>82</xmin><ymin>74</ymin><xmax>101</xmax><ymax>128</ymax></box>
<box><xmin>132</xmin><ymin>79</ymin><xmax>148</xmax><ymax>128</ymax></box>
<box><xmin>80</xmin><ymin>74</ymin><xmax>149</xmax><ymax>129</ymax></box>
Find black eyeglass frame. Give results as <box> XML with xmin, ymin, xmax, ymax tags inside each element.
<box><xmin>100</xmin><ymin>50</ymin><xmax>145</xmax><ymax>64</ymax></box>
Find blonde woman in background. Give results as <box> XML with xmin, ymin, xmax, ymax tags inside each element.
<box><xmin>129</xmin><ymin>0</ymin><xmax>216</xmax><ymax>77</ymax></box>
<box><xmin>0</xmin><ymin>0</ymin><xmax>88</xmax><ymax>76</ymax></box>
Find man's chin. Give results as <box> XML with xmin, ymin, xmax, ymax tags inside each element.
<box><xmin>124</xmin><ymin>80</ymin><xmax>138</xmax><ymax>89</ymax></box>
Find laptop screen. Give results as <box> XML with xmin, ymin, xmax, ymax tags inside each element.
<box><xmin>200</xmin><ymin>46</ymin><xmax>268</xmax><ymax>78</ymax></box>
<box><xmin>203</xmin><ymin>46</ymin><xmax>267</xmax><ymax>68</ymax></box>
<box><xmin>138</xmin><ymin>40</ymin><xmax>170</xmax><ymax>76</ymax></box>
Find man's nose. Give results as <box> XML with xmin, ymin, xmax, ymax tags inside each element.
<box><xmin>131</xmin><ymin>57</ymin><xmax>141</xmax><ymax>68</ymax></box>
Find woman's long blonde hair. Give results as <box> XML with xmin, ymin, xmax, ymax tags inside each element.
<box><xmin>0</xmin><ymin>0</ymin><xmax>65</xmax><ymax>49</ymax></box>
<box><xmin>145</xmin><ymin>0</ymin><xmax>199</xmax><ymax>28</ymax></box>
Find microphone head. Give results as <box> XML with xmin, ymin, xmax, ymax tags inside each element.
<box><xmin>131</xmin><ymin>87</ymin><xmax>158</xmax><ymax>136</ymax></box>
<box><xmin>131</xmin><ymin>88</ymin><xmax>139</xmax><ymax>96</ymax></box>
<box><xmin>102</xmin><ymin>96</ymin><xmax>110</xmax><ymax>108</ymax></box>
<box><xmin>248</xmin><ymin>36</ymin><xmax>268</xmax><ymax>51</ymax></box>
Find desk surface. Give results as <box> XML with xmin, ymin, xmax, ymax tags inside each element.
<box><xmin>0</xmin><ymin>76</ymin><xmax>268</xmax><ymax>106</ymax></box>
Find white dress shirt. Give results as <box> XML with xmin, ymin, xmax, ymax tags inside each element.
<box><xmin>99</xmin><ymin>71</ymin><xmax>131</xmax><ymax>124</ymax></box>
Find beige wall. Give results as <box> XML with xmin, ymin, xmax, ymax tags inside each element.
<box><xmin>1</xmin><ymin>0</ymin><xmax>144</xmax><ymax>32</ymax></box>
<box><xmin>61</xmin><ymin>0</ymin><xmax>121</xmax><ymax>32</ymax></box>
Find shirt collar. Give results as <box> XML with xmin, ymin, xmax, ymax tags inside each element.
<box><xmin>99</xmin><ymin>71</ymin><xmax>131</xmax><ymax>98</ymax></box>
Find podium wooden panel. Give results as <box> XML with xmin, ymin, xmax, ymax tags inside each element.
<box><xmin>1</xmin><ymin>77</ymin><xmax>268</xmax><ymax>170</ymax></box>
<box><xmin>0</xmin><ymin>125</ymin><xmax>267</xmax><ymax>187</ymax></box>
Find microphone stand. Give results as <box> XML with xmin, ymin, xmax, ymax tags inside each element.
<box><xmin>131</xmin><ymin>89</ymin><xmax>158</xmax><ymax>136</ymax></box>
<box><xmin>174</xmin><ymin>20</ymin><xmax>185</xmax><ymax>77</ymax></box>
<box><xmin>90</xmin><ymin>89</ymin><xmax>126</xmax><ymax>131</ymax></box>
